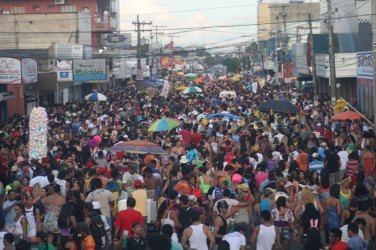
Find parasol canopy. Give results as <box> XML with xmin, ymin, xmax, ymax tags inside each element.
<box><xmin>206</xmin><ymin>112</ymin><xmax>240</xmax><ymax>120</ymax></box>
<box><xmin>175</xmin><ymin>86</ymin><xmax>187</xmax><ymax>91</ymax></box>
<box><xmin>258</xmin><ymin>100</ymin><xmax>298</xmax><ymax>114</ymax></box>
<box><xmin>193</xmin><ymin>77</ymin><xmax>203</xmax><ymax>84</ymax></box>
<box><xmin>84</xmin><ymin>92</ymin><xmax>108</xmax><ymax>101</ymax></box>
<box><xmin>182</xmin><ymin>86</ymin><xmax>202</xmax><ymax>94</ymax></box>
<box><xmin>110</xmin><ymin>140</ymin><xmax>166</xmax><ymax>155</ymax></box>
<box><xmin>331</xmin><ymin>111</ymin><xmax>362</xmax><ymax>120</ymax></box>
<box><xmin>148</xmin><ymin>117</ymin><xmax>180</xmax><ymax>132</ymax></box>
<box><xmin>219</xmin><ymin>91</ymin><xmax>237</xmax><ymax>99</ymax></box>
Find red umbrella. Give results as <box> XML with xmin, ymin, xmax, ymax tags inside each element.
<box><xmin>331</xmin><ymin>111</ymin><xmax>362</xmax><ymax>121</ymax></box>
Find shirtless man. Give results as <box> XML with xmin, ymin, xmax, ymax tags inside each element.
<box><xmin>352</xmin><ymin>199</ymin><xmax>376</xmax><ymax>245</ymax></box>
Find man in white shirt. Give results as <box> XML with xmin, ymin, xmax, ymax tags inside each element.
<box><xmin>222</xmin><ymin>224</ymin><xmax>246</xmax><ymax>250</ymax></box>
<box><xmin>337</xmin><ymin>146</ymin><xmax>349</xmax><ymax>180</ymax></box>
<box><xmin>122</xmin><ymin>163</ymin><xmax>144</xmax><ymax>195</ymax></box>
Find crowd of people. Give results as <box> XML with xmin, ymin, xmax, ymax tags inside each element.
<box><xmin>0</xmin><ymin>74</ymin><xmax>375</xmax><ymax>250</ymax></box>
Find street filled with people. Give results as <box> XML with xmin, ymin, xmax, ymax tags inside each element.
<box><xmin>0</xmin><ymin>74</ymin><xmax>375</xmax><ymax>250</ymax></box>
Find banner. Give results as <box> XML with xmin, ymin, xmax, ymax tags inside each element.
<box><xmin>160</xmin><ymin>57</ymin><xmax>171</xmax><ymax>69</ymax></box>
<box><xmin>160</xmin><ymin>80</ymin><xmax>170</xmax><ymax>98</ymax></box>
<box><xmin>356</xmin><ymin>51</ymin><xmax>373</xmax><ymax>80</ymax></box>
<box><xmin>73</xmin><ymin>59</ymin><xmax>106</xmax><ymax>81</ymax></box>
<box><xmin>56</xmin><ymin>60</ymin><xmax>73</xmax><ymax>82</ymax></box>
<box><xmin>0</xmin><ymin>58</ymin><xmax>21</xmax><ymax>84</ymax></box>
<box><xmin>282</xmin><ymin>63</ymin><xmax>293</xmax><ymax>78</ymax></box>
<box><xmin>22</xmin><ymin>58</ymin><xmax>38</xmax><ymax>84</ymax></box>
<box><xmin>252</xmin><ymin>82</ymin><xmax>258</xmax><ymax>94</ymax></box>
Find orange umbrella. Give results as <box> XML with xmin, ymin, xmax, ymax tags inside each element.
<box><xmin>331</xmin><ymin>111</ymin><xmax>362</xmax><ymax>120</ymax></box>
<box><xmin>194</xmin><ymin>77</ymin><xmax>203</xmax><ymax>84</ymax></box>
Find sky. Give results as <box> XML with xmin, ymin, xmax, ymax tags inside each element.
<box><xmin>119</xmin><ymin>0</ymin><xmax>260</xmax><ymax>51</ymax></box>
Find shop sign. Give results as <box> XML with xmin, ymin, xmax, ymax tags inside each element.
<box><xmin>22</xmin><ymin>58</ymin><xmax>38</xmax><ymax>84</ymax></box>
<box><xmin>56</xmin><ymin>60</ymin><xmax>73</xmax><ymax>82</ymax></box>
<box><xmin>0</xmin><ymin>58</ymin><xmax>21</xmax><ymax>84</ymax></box>
<box><xmin>73</xmin><ymin>59</ymin><xmax>106</xmax><ymax>81</ymax></box>
<box><xmin>356</xmin><ymin>51</ymin><xmax>373</xmax><ymax>80</ymax></box>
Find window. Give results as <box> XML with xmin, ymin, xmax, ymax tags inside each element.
<box><xmin>82</xmin><ymin>7</ymin><xmax>90</xmax><ymax>13</ymax></box>
<box><xmin>61</xmin><ymin>5</ymin><xmax>77</xmax><ymax>13</ymax></box>
<box><xmin>48</xmin><ymin>5</ymin><xmax>55</xmax><ymax>10</ymax></box>
<box><xmin>10</xmin><ymin>7</ymin><xmax>25</xmax><ymax>14</ymax></box>
<box><xmin>32</xmin><ymin>5</ymin><xmax>40</xmax><ymax>11</ymax></box>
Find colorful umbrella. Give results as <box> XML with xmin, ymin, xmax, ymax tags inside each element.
<box><xmin>175</xmin><ymin>86</ymin><xmax>187</xmax><ymax>91</ymax></box>
<box><xmin>258</xmin><ymin>100</ymin><xmax>298</xmax><ymax>114</ymax></box>
<box><xmin>206</xmin><ymin>113</ymin><xmax>240</xmax><ymax>120</ymax></box>
<box><xmin>231</xmin><ymin>76</ymin><xmax>241</xmax><ymax>82</ymax></box>
<box><xmin>233</xmin><ymin>74</ymin><xmax>243</xmax><ymax>79</ymax></box>
<box><xmin>148</xmin><ymin>117</ymin><xmax>180</xmax><ymax>132</ymax></box>
<box><xmin>84</xmin><ymin>92</ymin><xmax>108</xmax><ymax>101</ymax></box>
<box><xmin>193</xmin><ymin>77</ymin><xmax>203</xmax><ymax>84</ymax></box>
<box><xmin>184</xmin><ymin>73</ymin><xmax>198</xmax><ymax>80</ymax></box>
<box><xmin>331</xmin><ymin>111</ymin><xmax>362</xmax><ymax>120</ymax></box>
<box><xmin>182</xmin><ymin>86</ymin><xmax>202</xmax><ymax>94</ymax></box>
<box><xmin>110</xmin><ymin>140</ymin><xmax>166</xmax><ymax>155</ymax></box>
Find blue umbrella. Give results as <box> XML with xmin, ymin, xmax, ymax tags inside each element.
<box><xmin>84</xmin><ymin>92</ymin><xmax>107</xmax><ymax>101</ymax></box>
<box><xmin>206</xmin><ymin>113</ymin><xmax>240</xmax><ymax>119</ymax></box>
<box><xmin>139</xmin><ymin>80</ymin><xmax>158</xmax><ymax>89</ymax></box>
<box><xmin>258</xmin><ymin>100</ymin><xmax>298</xmax><ymax>114</ymax></box>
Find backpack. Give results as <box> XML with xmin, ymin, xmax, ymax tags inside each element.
<box><xmin>213</xmin><ymin>187</ymin><xmax>224</xmax><ymax>203</ymax></box>
<box><xmin>90</xmin><ymin>213</ymin><xmax>106</xmax><ymax>247</ymax></box>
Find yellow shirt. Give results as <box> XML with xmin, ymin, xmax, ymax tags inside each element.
<box><xmin>131</xmin><ymin>189</ymin><xmax>148</xmax><ymax>216</ymax></box>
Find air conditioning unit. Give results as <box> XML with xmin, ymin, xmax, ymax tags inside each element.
<box><xmin>55</xmin><ymin>0</ymin><xmax>65</xmax><ymax>5</ymax></box>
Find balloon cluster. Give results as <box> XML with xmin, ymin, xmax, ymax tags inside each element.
<box><xmin>29</xmin><ymin>107</ymin><xmax>48</xmax><ymax>160</ymax></box>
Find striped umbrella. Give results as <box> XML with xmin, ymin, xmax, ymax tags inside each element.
<box><xmin>182</xmin><ymin>86</ymin><xmax>202</xmax><ymax>94</ymax></box>
<box><xmin>84</xmin><ymin>92</ymin><xmax>108</xmax><ymax>101</ymax></box>
<box><xmin>110</xmin><ymin>140</ymin><xmax>166</xmax><ymax>155</ymax></box>
<box><xmin>148</xmin><ymin>117</ymin><xmax>180</xmax><ymax>132</ymax></box>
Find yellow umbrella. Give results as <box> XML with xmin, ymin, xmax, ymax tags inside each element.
<box><xmin>176</xmin><ymin>86</ymin><xmax>187</xmax><ymax>91</ymax></box>
<box><xmin>231</xmin><ymin>77</ymin><xmax>241</xmax><ymax>82</ymax></box>
<box><xmin>177</xmin><ymin>71</ymin><xmax>184</xmax><ymax>76</ymax></box>
<box><xmin>233</xmin><ymin>74</ymin><xmax>243</xmax><ymax>79</ymax></box>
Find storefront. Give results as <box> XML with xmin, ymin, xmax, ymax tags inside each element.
<box><xmin>356</xmin><ymin>51</ymin><xmax>373</xmax><ymax>117</ymax></box>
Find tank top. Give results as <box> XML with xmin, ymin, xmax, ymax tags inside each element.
<box><xmin>15</xmin><ymin>215</ymin><xmax>25</xmax><ymax>237</ymax></box>
<box><xmin>340</xmin><ymin>189</ymin><xmax>351</xmax><ymax>210</ymax></box>
<box><xmin>161</xmin><ymin>210</ymin><xmax>175</xmax><ymax>228</ymax></box>
<box><xmin>216</xmin><ymin>215</ymin><xmax>227</xmax><ymax>244</ymax></box>
<box><xmin>189</xmin><ymin>224</ymin><xmax>208</xmax><ymax>250</ymax></box>
<box><xmin>25</xmin><ymin>206</ymin><xmax>36</xmax><ymax>237</ymax></box>
<box><xmin>55</xmin><ymin>178</ymin><xmax>67</xmax><ymax>197</ymax></box>
<box><xmin>257</xmin><ymin>224</ymin><xmax>276</xmax><ymax>250</ymax></box>
<box><xmin>260</xmin><ymin>199</ymin><xmax>271</xmax><ymax>212</ymax></box>
<box><xmin>199</xmin><ymin>176</ymin><xmax>211</xmax><ymax>194</ymax></box>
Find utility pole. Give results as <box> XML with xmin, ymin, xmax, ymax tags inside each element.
<box><xmin>168</xmin><ymin>34</ymin><xmax>179</xmax><ymax>75</ymax></box>
<box><xmin>308</xmin><ymin>13</ymin><xmax>319</xmax><ymax>105</ymax></box>
<box><xmin>132</xmin><ymin>15</ymin><xmax>152</xmax><ymax>85</ymax></box>
<box><xmin>275</xmin><ymin>16</ymin><xmax>280</xmax><ymax>84</ymax></box>
<box><xmin>279</xmin><ymin>5</ymin><xmax>290</xmax><ymax>77</ymax></box>
<box><xmin>372</xmin><ymin>0</ymin><xmax>376</xmax><ymax>125</ymax></box>
<box><xmin>153</xmin><ymin>25</ymin><xmax>166</xmax><ymax>44</ymax></box>
<box><xmin>327</xmin><ymin>0</ymin><xmax>337</xmax><ymax>104</ymax></box>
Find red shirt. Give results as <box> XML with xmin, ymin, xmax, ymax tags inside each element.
<box><xmin>114</xmin><ymin>208</ymin><xmax>144</xmax><ymax>236</ymax></box>
<box><xmin>331</xmin><ymin>241</ymin><xmax>348</xmax><ymax>250</ymax></box>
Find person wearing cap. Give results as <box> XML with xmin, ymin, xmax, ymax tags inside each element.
<box><xmin>122</xmin><ymin>163</ymin><xmax>144</xmax><ymax>195</ymax></box>
<box><xmin>213</xmin><ymin>200</ymin><xmax>229</xmax><ymax>245</ymax></box>
<box><xmin>131</xmin><ymin>179</ymin><xmax>147</xmax><ymax>219</ymax></box>
<box><xmin>309</xmin><ymin>152</ymin><xmax>324</xmax><ymax>174</ymax></box>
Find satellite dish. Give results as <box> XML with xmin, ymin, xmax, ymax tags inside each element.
<box><xmin>336</xmin><ymin>83</ymin><xmax>341</xmax><ymax>88</ymax></box>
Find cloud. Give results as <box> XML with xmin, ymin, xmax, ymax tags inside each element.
<box><xmin>119</xmin><ymin>0</ymin><xmax>257</xmax><ymax>50</ymax></box>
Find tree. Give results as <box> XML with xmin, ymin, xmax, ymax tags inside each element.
<box><xmin>222</xmin><ymin>57</ymin><xmax>240</xmax><ymax>72</ymax></box>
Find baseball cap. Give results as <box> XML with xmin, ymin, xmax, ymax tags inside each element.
<box><xmin>134</xmin><ymin>179</ymin><xmax>143</xmax><ymax>188</ymax></box>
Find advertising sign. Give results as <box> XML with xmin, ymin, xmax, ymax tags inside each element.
<box><xmin>356</xmin><ymin>51</ymin><xmax>373</xmax><ymax>80</ymax></box>
<box><xmin>22</xmin><ymin>58</ymin><xmax>38</xmax><ymax>84</ymax></box>
<box><xmin>103</xmin><ymin>33</ymin><xmax>132</xmax><ymax>48</ymax></box>
<box><xmin>160</xmin><ymin>57</ymin><xmax>171</xmax><ymax>69</ymax></box>
<box><xmin>0</xmin><ymin>58</ymin><xmax>21</xmax><ymax>84</ymax></box>
<box><xmin>73</xmin><ymin>59</ymin><xmax>106</xmax><ymax>81</ymax></box>
<box><xmin>56</xmin><ymin>60</ymin><xmax>73</xmax><ymax>82</ymax></box>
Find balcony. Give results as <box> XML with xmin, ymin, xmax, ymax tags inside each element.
<box><xmin>92</xmin><ymin>14</ymin><xmax>113</xmax><ymax>32</ymax></box>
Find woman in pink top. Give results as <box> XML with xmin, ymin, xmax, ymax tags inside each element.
<box><xmin>255</xmin><ymin>163</ymin><xmax>268</xmax><ymax>190</ymax></box>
